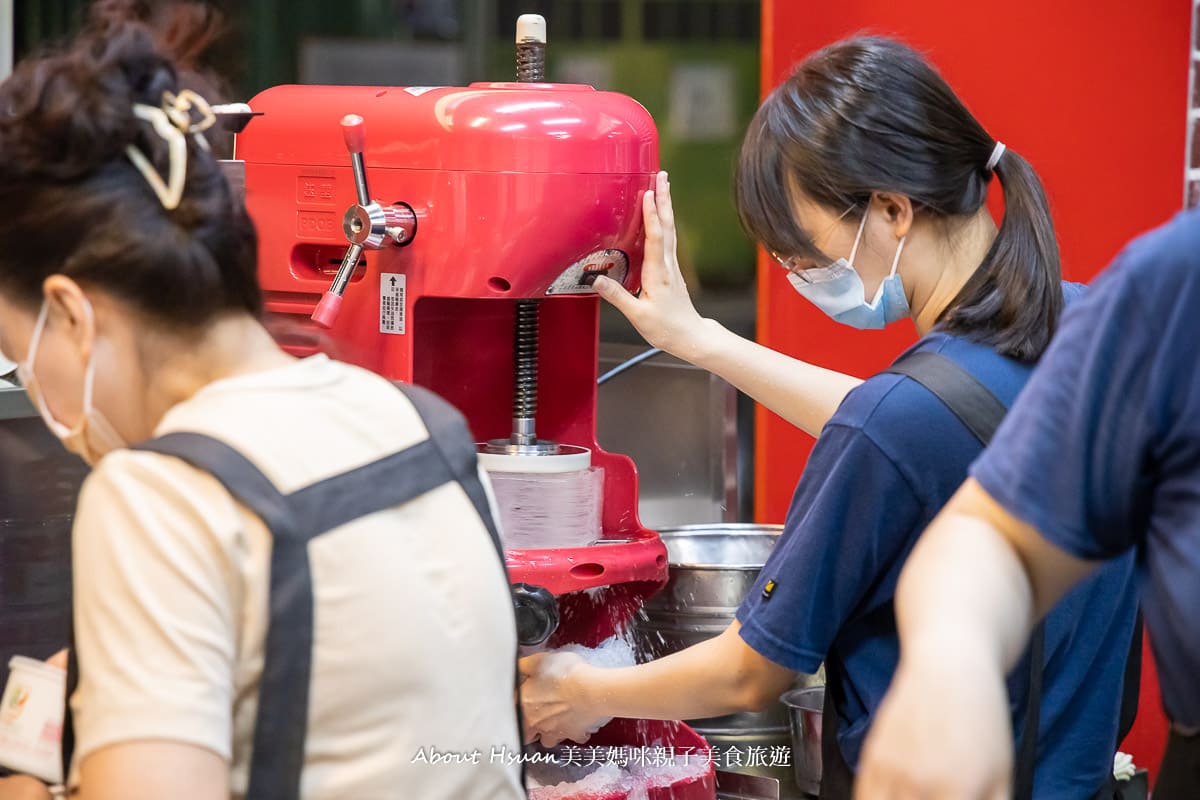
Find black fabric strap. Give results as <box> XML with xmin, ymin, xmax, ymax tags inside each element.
<box><xmin>134</xmin><ymin>433</ymin><xmax>313</xmax><ymax>800</ymax></box>
<box><xmin>63</xmin><ymin>382</ymin><xmax>523</xmax><ymax>800</ymax></box>
<box><xmin>1118</xmin><ymin>613</ymin><xmax>1144</xmax><ymax>743</ymax></box>
<box><xmin>883</xmin><ymin>350</ymin><xmax>1007</xmax><ymax>445</ymax></box>
<box><xmin>818</xmin><ymin>668</ymin><xmax>856</xmax><ymax>800</ymax></box>
<box><xmin>1153</xmin><ymin>728</ymin><xmax>1200</xmax><ymax>799</ymax></box>
<box><xmin>61</xmin><ymin>639</ymin><xmax>75</xmax><ymax>782</ymax></box>
<box><xmin>884</xmin><ymin>350</ymin><xmax>1043</xmax><ymax>800</ymax></box>
<box><xmin>287</xmin><ymin>438</ymin><xmax>450</xmax><ymax>536</ymax></box>
<box><xmin>1013</xmin><ymin>626</ymin><xmax>1046</xmax><ymax>800</ymax></box>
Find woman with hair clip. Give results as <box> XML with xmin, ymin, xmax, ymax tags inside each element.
<box><xmin>520</xmin><ymin>36</ymin><xmax>1138</xmax><ymax>799</ymax></box>
<box><xmin>0</xmin><ymin>7</ymin><xmax>524</xmax><ymax>800</ymax></box>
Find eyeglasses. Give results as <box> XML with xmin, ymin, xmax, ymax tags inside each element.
<box><xmin>768</xmin><ymin>203</ymin><xmax>859</xmax><ymax>278</ymax></box>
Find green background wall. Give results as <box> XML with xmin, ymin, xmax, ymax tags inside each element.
<box><xmin>13</xmin><ymin>0</ymin><xmax>758</xmax><ymax>288</ymax></box>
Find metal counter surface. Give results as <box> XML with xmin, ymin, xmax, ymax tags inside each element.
<box><xmin>0</xmin><ymin>383</ymin><xmax>35</xmax><ymax>421</ymax></box>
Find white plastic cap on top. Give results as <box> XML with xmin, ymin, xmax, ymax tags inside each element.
<box><xmin>478</xmin><ymin>446</ymin><xmax>591</xmax><ymax>474</ymax></box>
<box><xmin>516</xmin><ymin>14</ymin><xmax>547</xmax><ymax>44</ymax></box>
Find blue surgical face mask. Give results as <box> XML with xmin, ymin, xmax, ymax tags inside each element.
<box><xmin>783</xmin><ymin>207</ymin><xmax>910</xmax><ymax>330</ymax></box>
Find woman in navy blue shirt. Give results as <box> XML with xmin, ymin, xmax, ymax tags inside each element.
<box><xmin>858</xmin><ymin>209</ymin><xmax>1200</xmax><ymax>799</ymax></box>
<box><xmin>519</xmin><ymin>37</ymin><xmax>1137</xmax><ymax>799</ymax></box>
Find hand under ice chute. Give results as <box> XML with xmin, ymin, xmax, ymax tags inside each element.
<box><xmin>518</xmin><ymin>652</ymin><xmax>611</xmax><ymax>748</ymax></box>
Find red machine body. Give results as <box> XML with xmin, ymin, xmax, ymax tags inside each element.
<box><xmin>238</xmin><ymin>82</ymin><xmax>713</xmax><ymax>798</ymax></box>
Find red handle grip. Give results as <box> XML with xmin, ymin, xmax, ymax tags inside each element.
<box><xmin>341</xmin><ymin>114</ymin><xmax>365</xmax><ymax>154</ymax></box>
<box><xmin>311</xmin><ymin>291</ymin><xmax>344</xmax><ymax>328</ymax></box>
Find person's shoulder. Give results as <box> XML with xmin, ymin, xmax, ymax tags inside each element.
<box><xmin>1061</xmin><ymin>279</ymin><xmax>1087</xmax><ymax>306</ymax></box>
<box><xmin>831</xmin><ymin>336</ymin><xmax>968</xmax><ymax>434</ymax></box>
<box><xmin>832</xmin><ymin>334</ymin><xmax>1029</xmax><ymax>442</ymax></box>
<box><xmin>313</xmin><ymin>359</ymin><xmax>464</xmax><ymax>429</ymax></box>
<box><xmin>1100</xmin><ymin>208</ymin><xmax>1200</xmax><ymax>303</ymax></box>
<box><xmin>84</xmin><ymin>446</ymin><xmax>213</xmax><ymax>498</ymax></box>
<box><xmin>77</xmin><ymin>447</ymin><xmax>242</xmax><ymax>551</ymax></box>
<box><xmin>1123</xmin><ymin>207</ymin><xmax>1200</xmax><ymax>266</ymax></box>
<box><xmin>157</xmin><ymin>357</ymin><xmax>442</xmax><ymax>481</ymax></box>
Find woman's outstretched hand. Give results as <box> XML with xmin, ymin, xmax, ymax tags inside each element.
<box><xmin>593</xmin><ymin>171</ymin><xmax>710</xmax><ymax>362</ymax></box>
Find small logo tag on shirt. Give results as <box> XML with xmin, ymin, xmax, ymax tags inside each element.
<box><xmin>762</xmin><ymin>579</ymin><xmax>777</xmax><ymax>600</ymax></box>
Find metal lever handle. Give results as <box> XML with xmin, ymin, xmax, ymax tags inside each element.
<box><xmin>312</xmin><ymin>242</ymin><xmax>363</xmax><ymax>328</ymax></box>
<box><xmin>311</xmin><ymin>113</ymin><xmax>416</xmax><ymax>328</ymax></box>
<box><xmin>342</xmin><ymin>114</ymin><xmax>370</xmax><ymax>207</ymax></box>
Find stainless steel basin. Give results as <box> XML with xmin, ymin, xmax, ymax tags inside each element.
<box><xmin>780</xmin><ymin>686</ymin><xmax>823</xmax><ymax>796</ymax></box>
<box><xmin>636</xmin><ymin>524</ymin><xmax>812</xmax><ymax>794</ymax></box>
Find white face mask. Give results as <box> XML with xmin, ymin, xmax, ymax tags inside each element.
<box><xmin>784</xmin><ymin>206</ymin><xmax>910</xmax><ymax>330</ymax></box>
<box><xmin>17</xmin><ymin>300</ymin><xmax>126</xmax><ymax>466</ymax></box>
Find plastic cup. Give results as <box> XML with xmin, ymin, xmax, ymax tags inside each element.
<box><xmin>0</xmin><ymin>656</ymin><xmax>66</xmax><ymax>783</ymax></box>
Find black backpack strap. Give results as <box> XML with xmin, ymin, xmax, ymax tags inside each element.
<box><xmin>1118</xmin><ymin>612</ymin><xmax>1143</xmax><ymax>743</ymax></box>
<box><xmin>818</xmin><ymin>667</ymin><xmax>856</xmax><ymax>800</ymax></box>
<box><xmin>61</xmin><ymin>636</ymin><xmax>76</xmax><ymax>783</ymax></box>
<box><xmin>883</xmin><ymin>350</ymin><xmax>1007</xmax><ymax>444</ymax></box>
<box><xmin>884</xmin><ymin>350</ymin><xmax>1044</xmax><ymax>800</ymax></box>
<box><xmin>1013</xmin><ymin>625</ymin><xmax>1046</xmax><ymax>800</ymax></box>
<box><xmin>132</xmin><ymin>434</ymin><xmax>312</xmax><ymax>800</ymax></box>
<box><xmin>64</xmin><ymin>435</ymin><xmax>306</xmax><ymax>794</ymax></box>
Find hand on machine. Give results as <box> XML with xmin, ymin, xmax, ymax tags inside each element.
<box><xmin>591</xmin><ymin>171</ymin><xmax>710</xmax><ymax>363</ymax></box>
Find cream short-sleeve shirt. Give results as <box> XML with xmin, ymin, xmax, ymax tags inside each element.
<box><xmin>68</xmin><ymin>355</ymin><xmax>523</xmax><ymax>799</ymax></box>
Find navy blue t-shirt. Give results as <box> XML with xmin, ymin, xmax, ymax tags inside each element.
<box><xmin>974</xmin><ymin>208</ymin><xmax>1200</xmax><ymax>730</ymax></box>
<box><xmin>737</xmin><ymin>287</ymin><xmax>1138</xmax><ymax>798</ymax></box>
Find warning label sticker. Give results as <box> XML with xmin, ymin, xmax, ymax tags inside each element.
<box><xmin>380</xmin><ymin>273</ymin><xmax>406</xmax><ymax>335</ymax></box>
<box><xmin>403</xmin><ymin>86</ymin><xmax>443</xmax><ymax>97</ymax></box>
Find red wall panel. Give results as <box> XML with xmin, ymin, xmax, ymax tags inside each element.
<box><xmin>757</xmin><ymin>0</ymin><xmax>1190</xmax><ymax>779</ymax></box>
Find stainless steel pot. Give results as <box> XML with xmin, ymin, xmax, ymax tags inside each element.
<box><xmin>780</xmin><ymin>686</ymin><xmax>823</xmax><ymax>796</ymax></box>
<box><xmin>637</xmin><ymin>525</ymin><xmax>806</xmax><ymax>793</ymax></box>
<box><xmin>639</xmin><ymin>524</ymin><xmax>783</xmax><ymax>655</ymax></box>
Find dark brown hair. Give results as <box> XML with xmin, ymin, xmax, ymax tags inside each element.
<box><xmin>736</xmin><ymin>36</ymin><xmax>1062</xmax><ymax>362</ymax></box>
<box><xmin>0</xmin><ymin>2</ymin><xmax>259</xmax><ymax>327</ymax></box>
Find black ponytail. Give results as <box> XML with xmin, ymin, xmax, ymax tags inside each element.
<box><xmin>736</xmin><ymin>36</ymin><xmax>1063</xmax><ymax>361</ymax></box>
<box><xmin>939</xmin><ymin>148</ymin><xmax>1062</xmax><ymax>360</ymax></box>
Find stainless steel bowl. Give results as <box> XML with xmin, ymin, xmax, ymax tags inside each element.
<box><xmin>780</xmin><ymin>686</ymin><xmax>824</xmax><ymax>796</ymax></box>
<box><xmin>642</xmin><ymin>524</ymin><xmax>782</xmax><ymax>615</ymax></box>
<box><xmin>639</xmin><ymin>523</ymin><xmax>783</xmax><ymax>661</ymax></box>
<box><xmin>636</xmin><ymin>525</ymin><xmax>798</xmax><ymax>790</ymax></box>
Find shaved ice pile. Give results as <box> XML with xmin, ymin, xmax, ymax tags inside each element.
<box><xmin>525</xmin><ymin>750</ymin><xmax>710</xmax><ymax>800</ymax></box>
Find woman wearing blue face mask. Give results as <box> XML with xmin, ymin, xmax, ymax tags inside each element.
<box><xmin>520</xmin><ymin>37</ymin><xmax>1138</xmax><ymax>800</ymax></box>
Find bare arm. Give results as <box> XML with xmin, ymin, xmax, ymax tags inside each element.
<box><xmin>855</xmin><ymin>479</ymin><xmax>1099</xmax><ymax>799</ymax></box>
<box><xmin>0</xmin><ymin>777</ymin><xmax>52</xmax><ymax>800</ymax></box>
<box><xmin>682</xmin><ymin>318</ymin><xmax>863</xmax><ymax>437</ymax></box>
<box><xmin>77</xmin><ymin>742</ymin><xmax>227</xmax><ymax>800</ymax></box>
<box><xmin>520</xmin><ymin>621</ymin><xmax>796</xmax><ymax>747</ymax></box>
<box><xmin>593</xmin><ymin>171</ymin><xmax>861</xmax><ymax>438</ymax></box>
<box><xmin>898</xmin><ymin>480</ymin><xmax>1097</xmax><ymax>673</ymax></box>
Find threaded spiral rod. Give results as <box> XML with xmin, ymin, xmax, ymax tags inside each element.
<box><xmin>516</xmin><ymin>41</ymin><xmax>546</xmax><ymax>82</ymax></box>
<box><xmin>511</xmin><ymin>300</ymin><xmax>540</xmax><ymax>444</ymax></box>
